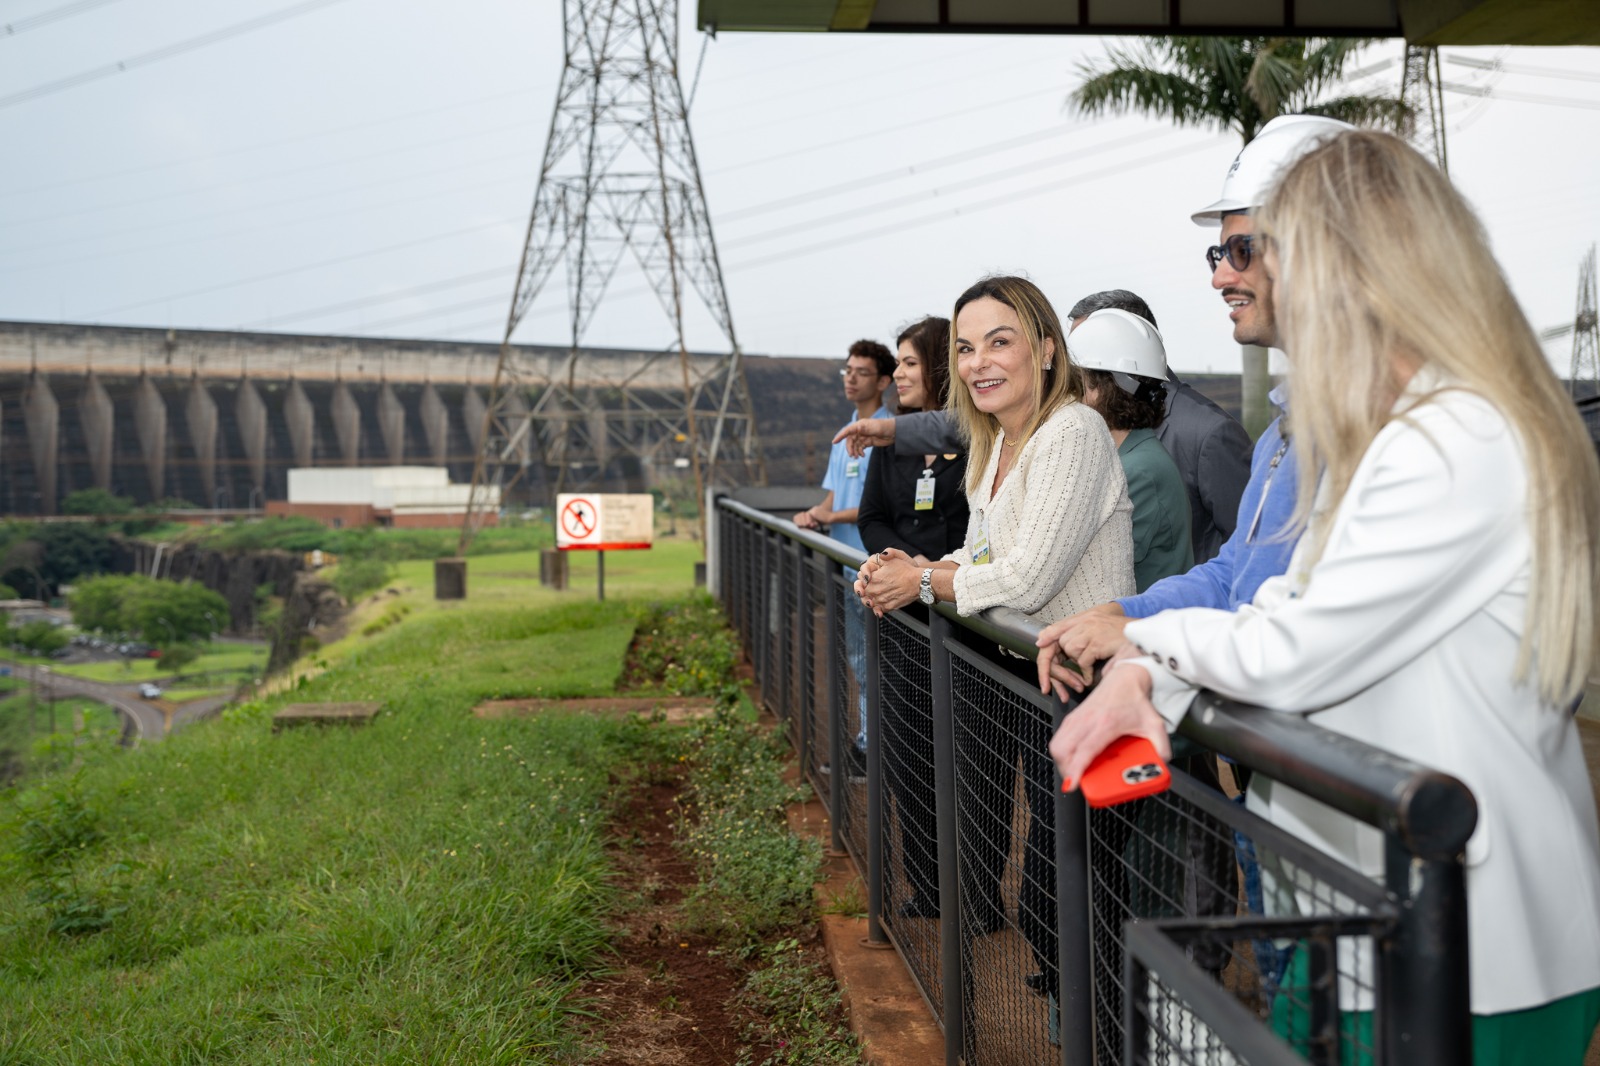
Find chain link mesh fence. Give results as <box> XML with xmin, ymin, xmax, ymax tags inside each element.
<box><xmin>716</xmin><ymin>503</ymin><xmax>1468</xmax><ymax>1066</ymax></box>
<box><xmin>949</xmin><ymin>639</ymin><xmax>1061</xmax><ymax>1066</ymax></box>
<box><xmin>876</xmin><ymin>609</ymin><xmax>944</xmax><ymax>1018</ymax></box>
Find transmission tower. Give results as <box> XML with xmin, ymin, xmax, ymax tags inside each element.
<box><xmin>1400</xmin><ymin>45</ymin><xmax>1448</xmax><ymax>172</ymax></box>
<box><xmin>1563</xmin><ymin>245</ymin><xmax>1600</xmax><ymax>398</ymax></box>
<box><xmin>459</xmin><ymin>0</ymin><xmax>763</xmax><ymax>551</ymax></box>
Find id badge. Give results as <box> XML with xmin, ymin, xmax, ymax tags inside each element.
<box><xmin>914</xmin><ymin>471</ymin><xmax>935</xmax><ymax>511</ymax></box>
<box><xmin>845</xmin><ymin>459</ymin><xmax>861</xmax><ymax>478</ymax></box>
<box><xmin>971</xmin><ymin>518</ymin><xmax>991</xmax><ymax>566</ymax></box>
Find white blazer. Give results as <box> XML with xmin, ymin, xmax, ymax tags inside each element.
<box><xmin>1125</xmin><ymin>380</ymin><xmax>1600</xmax><ymax>1015</ymax></box>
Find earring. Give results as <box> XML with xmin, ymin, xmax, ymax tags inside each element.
<box><xmin>1043</xmin><ymin>362</ymin><xmax>1053</xmax><ymax>371</ymax></box>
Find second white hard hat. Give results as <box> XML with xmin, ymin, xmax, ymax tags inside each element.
<box><xmin>1068</xmin><ymin>308</ymin><xmax>1168</xmax><ymax>393</ymax></box>
<box><xmin>1191</xmin><ymin>114</ymin><xmax>1356</xmax><ymax>226</ymax></box>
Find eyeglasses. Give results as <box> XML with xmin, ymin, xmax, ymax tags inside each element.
<box><xmin>839</xmin><ymin>367</ymin><xmax>881</xmax><ymax>379</ymax></box>
<box><xmin>1205</xmin><ymin>233</ymin><xmax>1256</xmax><ymax>274</ymax></box>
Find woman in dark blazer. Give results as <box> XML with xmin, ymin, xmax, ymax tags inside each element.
<box><xmin>857</xmin><ymin>316</ymin><xmax>968</xmax><ymax>563</ymax></box>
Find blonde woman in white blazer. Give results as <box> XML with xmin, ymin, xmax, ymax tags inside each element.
<box><xmin>1047</xmin><ymin>131</ymin><xmax>1600</xmax><ymax>1063</ymax></box>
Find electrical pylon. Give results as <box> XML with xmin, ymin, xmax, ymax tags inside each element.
<box><xmin>458</xmin><ymin>0</ymin><xmax>764</xmax><ymax>553</ymax></box>
<box><xmin>1564</xmin><ymin>245</ymin><xmax>1599</xmax><ymax>398</ymax></box>
<box><xmin>1401</xmin><ymin>45</ymin><xmax>1448</xmax><ymax>172</ymax></box>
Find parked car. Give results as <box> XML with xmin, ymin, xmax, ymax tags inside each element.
<box><xmin>138</xmin><ymin>683</ymin><xmax>162</xmax><ymax>700</ymax></box>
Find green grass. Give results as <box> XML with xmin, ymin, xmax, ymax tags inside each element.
<box><xmin>0</xmin><ymin>575</ymin><xmax>702</xmax><ymax>1062</ymax></box>
<box><xmin>45</xmin><ymin>643</ymin><xmax>268</xmax><ymax>685</ymax></box>
<box><xmin>0</xmin><ymin>694</ymin><xmax>120</xmax><ymax>780</ymax></box>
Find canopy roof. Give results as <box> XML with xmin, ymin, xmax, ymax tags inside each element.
<box><xmin>696</xmin><ymin>0</ymin><xmax>1599</xmax><ymax>46</ymax></box>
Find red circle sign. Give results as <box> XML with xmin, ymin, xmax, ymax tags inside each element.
<box><xmin>561</xmin><ymin>498</ymin><xmax>597</xmax><ymax>540</ymax></box>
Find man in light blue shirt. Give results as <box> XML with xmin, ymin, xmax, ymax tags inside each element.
<box><xmin>795</xmin><ymin>339</ymin><xmax>895</xmax><ymax>757</ymax></box>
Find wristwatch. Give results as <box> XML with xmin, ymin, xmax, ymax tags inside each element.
<box><xmin>918</xmin><ymin>568</ymin><xmax>936</xmax><ymax>606</ymax></box>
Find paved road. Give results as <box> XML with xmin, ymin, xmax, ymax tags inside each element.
<box><xmin>9</xmin><ymin>664</ymin><xmax>165</xmax><ymax>745</ymax></box>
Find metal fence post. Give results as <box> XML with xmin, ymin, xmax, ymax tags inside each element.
<box><xmin>865</xmin><ymin>608</ymin><xmax>887</xmax><ymax>945</ymax></box>
<box><xmin>796</xmin><ymin>550</ymin><xmax>813</xmax><ymax>768</ymax></box>
<box><xmin>1051</xmin><ymin>694</ymin><xmax>1094</xmax><ymax>1066</ymax></box>
<box><xmin>824</xmin><ymin>569</ymin><xmax>845</xmax><ymax>855</ymax></box>
<box><xmin>928</xmin><ymin>612</ymin><xmax>963</xmax><ymax>1066</ymax></box>
<box><xmin>1382</xmin><ymin>844</ymin><xmax>1471</xmax><ymax>1062</ymax></box>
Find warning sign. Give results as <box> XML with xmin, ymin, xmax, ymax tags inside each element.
<box><xmin>556</xmin><ymin>493</ymin><xmax>654</xmax><ymax>551</ymax></box>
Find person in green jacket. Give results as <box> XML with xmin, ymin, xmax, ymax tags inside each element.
<box><xmin>1068</xmin><ymin>308</ymin><xmax>1193</xmax><ymax>591</ymax></box>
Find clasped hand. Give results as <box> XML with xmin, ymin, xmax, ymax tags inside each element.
<box><xmin>854</xmin><ymin>547</ymin><xmax>923</xmax><ymax>616</ymax></box>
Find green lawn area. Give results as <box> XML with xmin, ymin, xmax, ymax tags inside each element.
<box><xmin>0</xmin><ymin>693</ymin><xmax>120</xmax><ymax>778</ymax></box>
<box><xmin>0</xmin><ymin>545</ymin><xmax>708</xmax><ymax>1063</ymax></box>
<box><xmin>44</xmin><ymin>642</ymin><xmax>268</xmax><ymax>685</ymax></box>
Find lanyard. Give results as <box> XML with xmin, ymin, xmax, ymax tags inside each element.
<box><xmin>1246</xmin><ymin>436</ymin><xmax>1291</xmax><ymax>543</ymax></box>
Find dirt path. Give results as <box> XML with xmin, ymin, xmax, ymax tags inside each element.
<box><xmin>579</xmin><ymin>768</ymin><xmax>754</xmax><ymax>1065</ymax></box>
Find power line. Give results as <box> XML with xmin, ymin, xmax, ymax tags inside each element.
<box><xmin>218</xmin><ymin>125</ymin><xmax>1178</xmax><ymax>334</ymax></box>
<box><xmin>721</xmin><ymin>128</ymin><xmax>1173</xmax><ymax>249</ymax></box>
<box><xmin>8</xmin><ymin>116</ymin><xmax>539</xmax><ymax>229</ymax></box>
<box><xmin>707</xmin><ymin>81</ymin><xmax>1075</xmax><ymax>177</ymax></box>
<box><xmin>235</xmin><ymin>268</ymin><xmax>510</xmax><ymax>330</ymax></box>
<box><xmin>1446</xmin><ymin>54</ymin><xmax>1600</xmax><ymax>84</ymax></box>
<box><xmin>1440</xmin><ymin>81</ymin><xmax>1600</xmax><ymax>112</ymax></box>
<box><xmin>84</xmin><ymin>216</ymin><xmax>519</xmax><ymax>318</ymax></box>
<box><xmin>2</xmin><ymin>155</ymin><xmax>534</xmax><ymax>266</ymax></box>
<box><xmin>0</xmin><ymin>0</ymin><xmax>355</xmax><ymax>111</ymax></box>
<box><xmin>410</xmin><ymin>137</ymin><xmax>1223</xmax><ymax>343</ymax></box>
<box><xmin>719</xmin><ymin>122</ymin><xmax>1085</xmax><ymax>222</ymax></box>
<box><xmin>0</xmin><ymin>83</ymin><xmax>547</xmax><ymax>199</ymax></box>
<box><xmin>2</xmin><ymin>0</ymin><xmax>124</xmax><ymax>38</ymax></box>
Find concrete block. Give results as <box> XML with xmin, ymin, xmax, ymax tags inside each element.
<box><xmin>272</xmin><ymin>701</ymin><xmax>381</xmax><ymax>733</ymax></box>
<box><xmin>434</xmin><ymin>557</ymin><xmax>467</xmax><ymax>600</ymax></box>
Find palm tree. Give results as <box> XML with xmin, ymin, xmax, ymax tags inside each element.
<box><xmin>1070</xmin><ymin>37</ymin><xmax>1408</xmax><ymax>436</ymax></box>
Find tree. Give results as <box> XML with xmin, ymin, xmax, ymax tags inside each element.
<box><xmin>68</xmin><ymin>575</ymin><xmax>227</xmax><ymax>646</ymax></box>
<box><xmin>12</xmin><ymin>620</ymin><xmax>67</xmax><ymax>656</ymax></box>
<box><xmin>1068</xmin><ymin>37</ymin><xmax>1408</xmax><ymax>435</ymax></box>
<box><xmin>61</xmin><ymin>489</ymin><xmax>134</xmax><ymax>518</ymax></box>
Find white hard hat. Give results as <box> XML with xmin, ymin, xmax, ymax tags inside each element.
<box><xmin>1191</xmin><ymin>114</ymin><xmax>1356</xmax><ymax>226</ymax></box>
<box><xmin>1068</xmin><ymin>308</ymin><xmax>1167</xmax><ymax>394</ymax></box>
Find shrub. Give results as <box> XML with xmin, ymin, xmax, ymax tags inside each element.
<box><xmin>12</xmin><ymin>620</ymin><xmax>67</xmax><ymax>656</ymax></box>
<box><xmin>331</xmin><ymin>557</ymin><xmax>393</xmax><ymax>603</ymax></box>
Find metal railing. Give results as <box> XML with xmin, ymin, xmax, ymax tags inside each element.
<box><xmin>711</xmin><ymin>496</ymin><xmax>1478</xmax><ymax>1066</ymax></box>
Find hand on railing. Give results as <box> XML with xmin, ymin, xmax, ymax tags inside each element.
<box><xmin>1035</xmin><ymin>604</ymin><xmax>1134</xmax><ymax>698</ymax></box>
<box><xmin>1048</xmin><ymin>657</ymin><xmax>1173</xmax><ymax>794</ymax></box>
<box><xmin>832</xmin><ymin>417</ymin><xmax>897</xmax><ymax>458</ymax></box>
<box><xmin>855</xmin><ymin>548</ymin><xmax>920</xmax><ymax>615</ymax></box>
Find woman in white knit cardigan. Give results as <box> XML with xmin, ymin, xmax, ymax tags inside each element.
<box><xmin>857</xmin><ymin>273</ymin><xmax>1135</xmax><ymax>1019</ymax></box>
<box><xmin>854</xmin><ymin>274</ymin><xmax>1135</xmax><ymax>619</ymax></box>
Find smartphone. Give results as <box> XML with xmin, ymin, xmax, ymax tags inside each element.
<box><xmin>1064</xmin><ymin>735</ymin><xmax>1171</xmax><ymax>808</ymax></box>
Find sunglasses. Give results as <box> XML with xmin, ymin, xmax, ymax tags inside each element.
<box><xmin>1205</xmin><ymin>233</ymin><xmax>1256</xmax><ymax>273</ymax></box>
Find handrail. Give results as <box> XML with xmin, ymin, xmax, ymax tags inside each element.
<box><xmin>716</xmin><ymin>496</ymin><xmax>1479</xmax><ymax>859</ymax></box>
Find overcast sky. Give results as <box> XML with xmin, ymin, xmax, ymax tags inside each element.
<box><xmin>1</xmin><ymin>0</ymin><xmax>1597</xmax><ymax>376</ymax></box>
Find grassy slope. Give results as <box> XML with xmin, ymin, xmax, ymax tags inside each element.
<box><xmin>0</xmin><ymin>540</ymin><xmax>704</xmax><ymax>1064</ymax></box>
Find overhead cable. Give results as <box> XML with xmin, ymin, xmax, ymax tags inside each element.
<box><xmin>1440</xmin><ymin>81</ymin><xmax>1600</xmax><ymax>111</ymax></box>
<box><xmin>3</xmin><ymin>0</ymin><xmax>125</xmax><ymax>38</ymax></box>
<box><xmin>1447</xmin><ymin>54</ymin><xmax>1600</xmax><ymax>84</ymax></box>
<box><xmin>0</xmin><ymin>0</ymin><xmax>354</xmax><ymax>111</ymax></box>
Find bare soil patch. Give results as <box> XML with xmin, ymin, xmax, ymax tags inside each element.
<box><xmin>577</xmin><ymin>768</ymin><xmax>754</xmax><ymax>1065</ymax></box>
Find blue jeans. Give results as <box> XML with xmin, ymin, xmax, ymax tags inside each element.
<box><xmin>843</xmin><ymin>567</ymin><xmax>869</xmax><ymax>752</ymax></box>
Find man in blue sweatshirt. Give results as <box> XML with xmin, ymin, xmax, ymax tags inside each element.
<box><xmin>1034</xmin><ymin>114</ymin><xmax>1353</xmax><ymax>697</ymax></box>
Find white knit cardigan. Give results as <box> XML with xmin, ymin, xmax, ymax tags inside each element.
<box><xmin>945</xmin><ymin>402</ymin><xmax>1135</xmax><ymax>625</ymax></box>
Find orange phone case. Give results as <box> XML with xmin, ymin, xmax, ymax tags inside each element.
<box><xmin>1065</xmin><ymin>735</ymin><xmax>1171</xmax><ymax>808</ymax></box>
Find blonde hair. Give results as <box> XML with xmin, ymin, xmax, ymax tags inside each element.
<box><xmin>946</xmin><ymin>275</ymin><xmax>1084</xmax><ymax>497</ymax></box>
<box><xmin>1259</xmin><ymin>129</ymin><xmax>1600</xmax><ymax>704</ymax></box>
